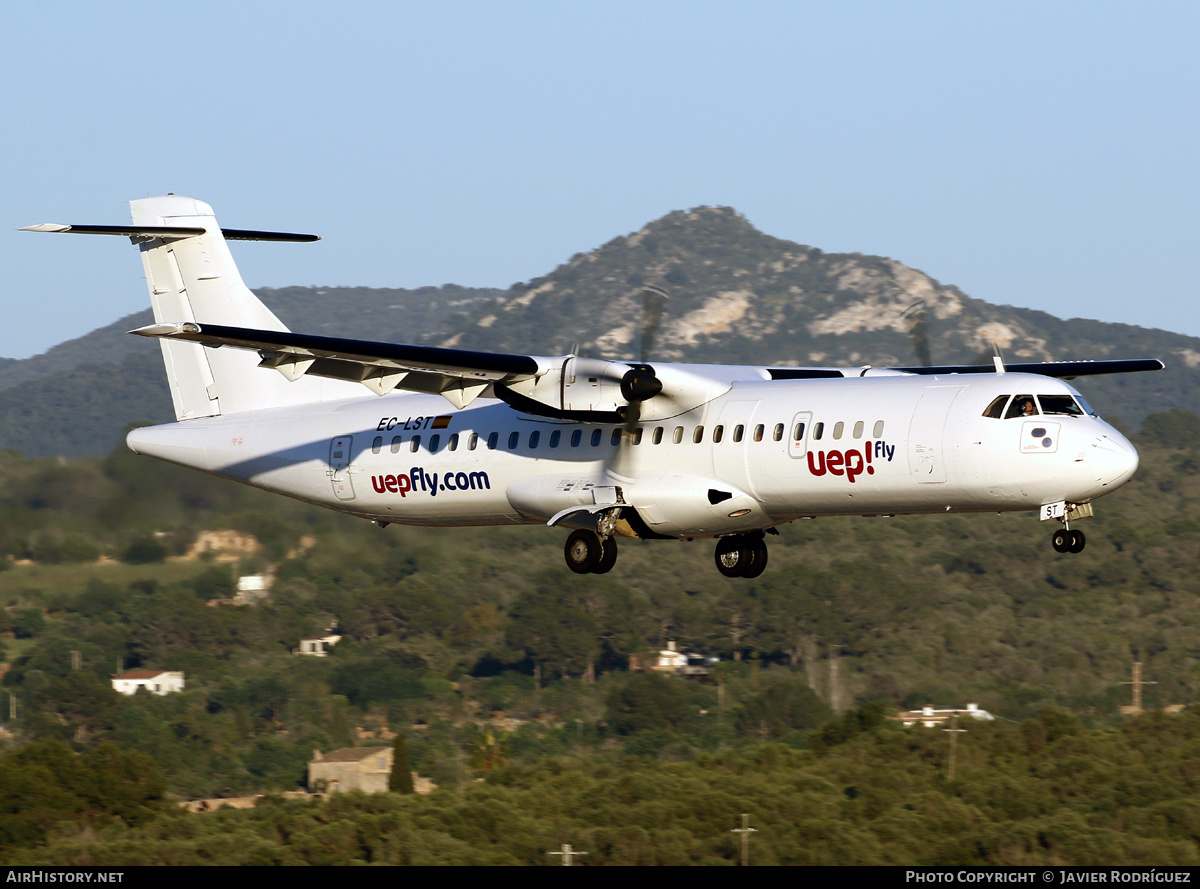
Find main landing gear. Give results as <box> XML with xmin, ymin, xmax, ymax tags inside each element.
<box><xmin>1051</xmin><ymin>527</ymin><xmax>1086</xmax><ymax>554</ymax></box>
<box><xmin>714</xmin><ymin>533</ymin><xmax>768</xmax><ymax>579</ymax></box>
<box><xmin>564</xmin><ymin>529</ymin><xmax>618</xmax><ymax>574</ymax></box>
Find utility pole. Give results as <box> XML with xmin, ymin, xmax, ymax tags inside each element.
<box><xmin>548</xmin><ymin>844</ymin><xmax>587</xmax><ymax>865</ymax></box>
<box><xmin>944</xmin><ymin>712</ymin><xmax>967</xmax><ymax>780</ymax></box>
<box><xmin>70</xmin><ymin>650</ymin><xmax>81</xmax><ymax>671</ymax></box>
<box><xmin>1120</xmin><ymin>662</ymin><xmax>1157</xmax><ymax>715</ymax></box>
<box><xmin>731</xmin><ymin>813</ymin><xmax>757</xmax><ymax>866</ymax></box>
<box><xmin>7</xmin><ymin>692</ymin><xmax>15</xmax><ymax>722</ymax></box>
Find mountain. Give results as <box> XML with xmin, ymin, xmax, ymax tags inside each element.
<box><xmin>3</xmin><ymin>207</ymin><xmax>1196</xmax><ymax>457</ymax></box>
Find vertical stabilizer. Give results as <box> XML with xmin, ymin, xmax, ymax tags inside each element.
<box><xmin>130</xmin><ymin>195</ymin><xmax>348</xmax><ymax>419</ymax></box>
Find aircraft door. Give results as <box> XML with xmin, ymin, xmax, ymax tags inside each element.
<box><xmin>788</xmin><ymin>411</ymin><xmax>813</xmax><ymax>459</ymax></box>
<box><xmin>907</xmin><ymin>387</ymin><xmax>965</xmax><ymax>484</ymax></box>
<box><xmin>329</xmin><ymin>435</ymin><xmax>356</xmax><ymax>501</ymax></box>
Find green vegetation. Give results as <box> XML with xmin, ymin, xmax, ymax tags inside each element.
<box><xmin>0</xmin><ymin>415</ymin><xmax>1199</xmax><ymax>863</ymax></box>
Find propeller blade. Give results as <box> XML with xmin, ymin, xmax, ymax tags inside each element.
<box><xmin>900</xmin><ymin>300</ymin><xmax>932</xmax><ymax>367</ymax></box>
<box><xmin>639</xmin><ymin>286</ymin><xmax>669</xmax><ymax>363</ymax></box>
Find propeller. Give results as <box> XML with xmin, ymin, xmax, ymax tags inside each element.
<box><xmin>609</xmin><ymin>286</ymin><xmax>669</xmax><ymax>481</ymax></box>
<box><xmin>900</xmin><ymin>300</ymin><xmax>932</xmax><ymax>368</ymax></box>
<box><xmin>617</xmin><ymin>286</ymin><xmax>669</xmax><ymax>433</ymax></box>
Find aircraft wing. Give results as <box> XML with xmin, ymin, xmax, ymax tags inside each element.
<box><xmin>888</xmin><ymin>359</ymin><xmax>1165</xmax><ymax>378</ymax></box>
<box><xmin>131</xmin><ymin>321</ymin><xmax>542</xmax><ymax>407</ymax></box>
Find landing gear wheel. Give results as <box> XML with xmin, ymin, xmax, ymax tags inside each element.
<box><xmin>593</xmin><ymin>536</ymin><xmax>618</xmax><ymax>574</ymax></box>
<box><xmin>714</xmin><ymin>537</ymin><xmax>747</xmax><ymax>578</ymax></box>
<box><xmin>742</xmin><ymin>538</ymin><xmax>768</xmax><ymax>578</ymax></box>
<box><xmin>564</xmin><ymin>530</ymin><xmax>601</xmax><ymax>574</ymax></box>
<box><xmin>1068</xmin><ymin>529</ymin><xmax>1086</xmax><ymax>554</ymax></box>
<box><xmin>1052</xmin><ymin>529</ymin><xmax>1071</xmax><ymax>553</ymax></box>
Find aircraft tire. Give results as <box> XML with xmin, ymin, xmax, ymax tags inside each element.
<box><xmin>714</xmin><ymin>537</ymin><xmax>747</xmax><ymax>578</ymax></box>
<box><xmin>593</xmin><ymin>536</ymin><xmax>618</xmax><ymax>574</ymax></box>
<box><xmin>742</xmin><ymin>539</ymin><xmax>768</xmax><ymax>578</ymax></box>
<box><xmin>565</xmin><ymin>530</ymin><xmax>601</xmax><ymax>574</ymax></box>
<box><xmin>1068</xmin><ymin>529</ymin><xmax>1086</xmax><ymax>554</ymax></box>
<box><xmin>1052</xmin><ymin>529</ymin><xmax>1071</xmax><ymax>553</ymax></box>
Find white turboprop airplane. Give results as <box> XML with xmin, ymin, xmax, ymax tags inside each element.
<box><xmin>24</xmin><ymin>196</ymin><xmax>1164</xmax><ymax>577</ymax></box>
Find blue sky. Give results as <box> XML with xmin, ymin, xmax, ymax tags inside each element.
<box><xmin>3</xmin><ymin>2</ymin><xmax>1198</xmax><ymax>359</ymax></box>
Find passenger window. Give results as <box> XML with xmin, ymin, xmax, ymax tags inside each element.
<box><xmin>983</xmin><ymin>395</ymin><xmax>1009</xmax><ymax>419</ymax></box>
<box><xmin>508</xmin><ymin>431</ymin><xmax>519</xmax><ymax>449</ymax></box>
<box><xmin>693</xmin><ymin>426</ymin><xmax>704</xmax><ymax>444</ymax></box>
<box><xmin>713</xmin><ymin>425</ymin><xmax>724</xmax><ymax>443</ymax></box>
<box><xmin>571</xmin><ymin>430</ymin><xmax>582</xmax><ymax>447</ymax></box>
<box><xmin>469</xmin><ymin>433</ymin><xmax>479</xmax><ymax>451</ymax></box>
<box><xmin>1038</xmin><ymin>395</ymin><xmax>1084</xmax><ymax>416</ymax></box>
<box><xmin>448</xmin><ymin>434</ymin><xmax>459</xmax><ymax>451</ymax></box>
<box><xmin>653</xmin><ymin>427</ymin><xmax>664</xmax><ymax>444</ymax></box>
<box><xmin>773</xmin><ymin>423</ymin><xmax>784</xmax><ymax>442</ymax></box>
<box><xmin>610</xmin><ymin>429</ymin><xmax>621</xmax><ymax>446</ymax></box>
<box><xmin>592</xmin><ymin>429</ymin><xmax>602</xmax><ymax>446</ymax></box>
<box><xmin>733</xmin><ymin>425</ymin><xmax>744</xmax><ymax>443</ymax></box>
<box><xmin>549</xmin><ymin>430</ymin><xmax>561</xmax><ymax>448</ymax></box>
<box><xmin>853</xmin><ymin>421</ymin><xmax>864</xmax><ymax>439</ymax></box>
<box><xmin>753</xmin><ymin>424</ymin><xmax>764</xmax><ymax>442</ymax></box>
<box><xmin>372</xmin><ymin>436</ymin><xmax>383</xmax><ymax>454</ymax></box>
<box><xmin>1005</xmin><ymin>395</ymin><xmax>1036</xmax><ymax>419</ymax></box>
<box><xmin>429</xmin><ymin>434</ymin><xmax>440</xmax><ymax>452</ymax></box>
<box><xmin>528</xmin><ymin>431</ymin><xmax>539</xmax><ymax>448</ymax></box>
<box><xmin>813</xmin><ymin>422</ymin><xmax>824</xmax><ymax>441</ymax></box>
<box><xmin>390</xmin><ymin>436</ymin><xmax>402</xmax><ymax>454</ymax></box>
<box><xmin>410</xmin><ymin>435</ymin><xmax>421</xmax><ymax>453</ymax></box>
<box><xmin>872</xmin><ymin>420</ymin><xmax>884</xmax><ymax>438</ymax></box>
<box><xmin>673</xmin><ymin>426</ymin><xmax>684</xmax><ymax>444</ymax></box>
<box><xmin>833</xmin><ymin>421</ymin><xmax>844</xmax><ymax>440</ymax></box>
<box><xmin>487</xmin><ymin>432</ymin><xmax>498</xmax><ymax>450</ymax></box>
<box><xmin>633</xmin><ymin>428</ymin><xmax>643</xmax><ymax>445</ymax></box>
<box><xmin>793</xmin><ymin>422</ymin><xmax>805</xmax><ymax>442</ymax></box>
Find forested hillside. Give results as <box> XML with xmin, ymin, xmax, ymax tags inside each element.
<box><xmin>3</xmin><ymin>206</ymin><xmax>1196</xmax><ymax>456</ymax></box>
<box><xmin>1</xmin><ymin>413</ymin><xmax>1199</xmax><ymax>863</ymax></box>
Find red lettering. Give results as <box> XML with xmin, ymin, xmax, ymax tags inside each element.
<box><xmin>371</xmin><ymin>475</ymin><xmax>386</xmax><ymax>494</ymax></box>
<box><xmin>845</xmin><ymin>450</ymin><xmax>863</xmax><ymax>483</ymax></box>
<box><xmin>806</xmin><ymin>451</ymin><xmax>827</xmax><ymax>476</ymax></box>
<box><xmin>384</xmin><ymin>475</ymin><xmax>399</xmax><ymax>493</ymax></box>
<box><xmin>395</xmin><ymin>474</ymin><xmax>411</xmax><ymax>498</ymax></box>
<box><xmin>826</xmin><ymin>451</ymin><xmax>844</xmax><ymax>475</ymax></box>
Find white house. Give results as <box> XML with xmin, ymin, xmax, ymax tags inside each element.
<box><xmin>897</xmin><ymin>703</ymin><xmax>994</xmax><ymax>728</ymax></box>
<box><xmin>112</xmin><ymin>670</ymin><xmax>185</xmax><ymax>696</ymax></box>
<box><xmin>296</xmin><ymin>635</ymin><xmax>342</xmax><ymax>657</ymax></box>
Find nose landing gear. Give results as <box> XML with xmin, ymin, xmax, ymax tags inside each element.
<box><xmin>1051</xmin><ymin>526</ymin><xmax>1086</xmax><ymax>554</ymax></box>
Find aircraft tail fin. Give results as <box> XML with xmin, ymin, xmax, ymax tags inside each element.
<box><xmin>27</xmin><ymin>196</ymin><xmax>357</xmax><ymax>420</ymax></box>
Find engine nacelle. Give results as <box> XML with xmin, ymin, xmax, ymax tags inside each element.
<box><xmin>500</xmin><ymin>357</ymin><xmax>733</xmax><ymax>422</ymax></box>
<box><xmin>628</xmin><ymin>471</ymin><xmax>769</xmax><ymax>538</ymax></box>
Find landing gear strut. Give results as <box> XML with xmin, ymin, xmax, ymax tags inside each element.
<box><xmin>714</xmin><ymin>534</ymin><xmax>768</xmax><ymax>578</ymax></box>
<box><xmin>564</xmin><ymin>529</ymin><xmax>619</xmax><ymax>575</ymax></box>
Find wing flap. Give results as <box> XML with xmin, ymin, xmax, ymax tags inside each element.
<box><xmin>131</xmin><ymin>321</ymin><xmax>539</xmax><ymax>407</ymax></box>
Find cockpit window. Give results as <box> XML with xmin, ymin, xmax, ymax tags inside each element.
<box><xmin>1075</xmin><ymin>396</ymin><xmax>1098</xmax><ymax>417</ymax></box>
<box><xmin>983</xmin><ymin>395</ymin><xmax>1009</xmax><ymax>419</ymax></box>
<box><xmin>1038</xmin><ymin>395</ymin><xmax>1084</xmax><ymax>416</ymax></box>
<box><xmin>1004</xmin><ymin>395</ymin><xmax>1037</xmax><ymax>419</ymax></box>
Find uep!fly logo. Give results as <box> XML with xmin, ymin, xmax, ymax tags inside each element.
<box><xmin>806</xmin><ymin>440</ymin><xmax>896</xmax><ymax>483</ymax></box>
<box><xmin>371</xmin><ymin>467</ymin><xmax>491</xmax><ymax>498</ymax></box>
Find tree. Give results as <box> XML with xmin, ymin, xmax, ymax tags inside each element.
<box><xmin>390</xmin><ymin>732</ymin><xmax>414</xmax><ymax>794</ymax></box>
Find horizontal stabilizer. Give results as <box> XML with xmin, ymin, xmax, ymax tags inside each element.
<box><xmin>21</xmin><ymin>223</ymin><xmax>319</xmax><ymax>242</ymax></box>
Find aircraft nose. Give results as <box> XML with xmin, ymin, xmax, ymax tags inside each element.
<box><xmin>1086</xmin><ymin>428</ymin><xmax>1139</xmax><ymax>489</ymax></box>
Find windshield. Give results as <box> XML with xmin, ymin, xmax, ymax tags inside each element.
<box><xmin>1038</xmin><ymin>394</ymin><xmax>1085</xmax><ymax>417</ymax></box>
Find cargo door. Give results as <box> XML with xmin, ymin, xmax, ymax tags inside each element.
<box><xmin>907</xmin><ymin>387</ymin><xmax>964</xmax><ymax>484</ymax></box>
